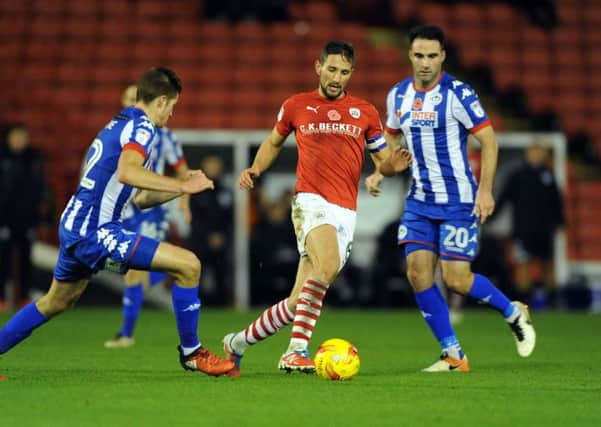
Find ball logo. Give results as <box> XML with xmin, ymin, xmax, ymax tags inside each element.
<box><xmin>397</xmin><ymin>224</ymin><xmax>408</xmax><ymax>240</ymax></box>
<box><xmin>348</xmin><ymin>108</ymin><xmax>361</xmax><ymax>119</ymax></box>
<box><xmin>277</xmin><ymin>106</ymin><xmax>284</xmax><ymax>121</ymax></box>
<box><xmin>328</xmin><ymin>109</ymin><xmax>341</xmax><ymax>121</ymax></box>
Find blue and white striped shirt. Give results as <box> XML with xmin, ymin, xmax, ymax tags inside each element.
<box><xmin>59</xmin><ymin>107</ymin><xmax>157</xmax><ymax>242</ymax></box>
<box><xmin>385</xmin><ymin>72</ymin><xmax>491</xmax><ymax>217</ymax></box>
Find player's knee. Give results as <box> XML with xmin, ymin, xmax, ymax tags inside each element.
<box><xmin>315</xmin><ymin>259</ymin><xmax>338</xmax><ymax>283</ymax></box>
<box><xmin>315</xmin><ymin>263</ymin><xmax>338</xmax><ymax>284</ymax></box>
<box><xmin>442</xmin><ymin>271</ymin><xmax>470</xmax><ymax>294</ymax></box>
<box><xmin>176</xmin><ymin>251</ymin><xmax>201</xmax><ymax>284</ymax></box>
<box><xmin>39</xmin><ymin>294</ymin><xmax>72</xmax><ymax>316</ymax></box>
<box><xmin>406</xmin><ymin>266</ymin><xmax>430</xmax><ymax>289</ymax></box>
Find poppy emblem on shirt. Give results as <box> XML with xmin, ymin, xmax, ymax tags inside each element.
<box><xmin>328</xmin><ymin>109</ymin><xmax>341</xmax><ymax>121</ymax></box>
<box><xmin>349</xmin><ymin>108</ymin><xmax>361</xmax><ymax>119</ymax></box>
<box><xmin>412</xmin><ymin>97</ymin><xmax>423</xmax><ymax>110</ymax></box>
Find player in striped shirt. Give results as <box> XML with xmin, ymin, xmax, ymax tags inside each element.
<box><xmin>222</xmin><ymin>40</ymin><xmax>412</xmax><ymax>376</ymax></box>
<box><xmin>104</xmin><ymin>84</ymin><xmax>191</xmax><ymax>349</ymax></box>
<box><xmin>0</xmin><ymin>68</ymin><xmax>234</xmax><ymax>377</ymax></box>
<box><xmin>366</xmin><ymin>25</ymin><xmax>536</xmax><ymax>372</ymax></box>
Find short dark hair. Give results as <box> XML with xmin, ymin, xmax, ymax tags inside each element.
<box><xmin>136</xmin><ymin>67</ymin><xmax>182</xmax><ymax>104</ymax></box>
<box><xmin>320</xmin><ymin>40</ymin><xmax>355</xmax><ymax>66</ymax></box>
<box><xmin>408</xmin><ymin>25</ymin><xmax>445</xmax><ymax>48</ymax></box>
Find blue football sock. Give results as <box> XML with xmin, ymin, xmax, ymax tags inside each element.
<box><xmin>172</xmin><ymin>284</ymin><xmax>201</xmax><ymax>352</ymax></box>
<box><xmin>149</xmin><ymin>272</ymin><xmax>167</xmax><ymax>288</ymax></box>
<box><xmin>119</xmin><ymin>284</ymin><xmax>144</xmax><ymax>338</ymax></box>
<box><xmin>415</xmin><ymin>285</ymin><xmax>464</xmax><ymax>359</ymax></box>
<box><xmin>0</xmin><ymin>303</ymin><xmax>48</xmax><ymax>354</ymax></box>
<box><xmin>468</xmin><ymin>273</ymin><xmax>516</xmax><ymax>318</ymax></box>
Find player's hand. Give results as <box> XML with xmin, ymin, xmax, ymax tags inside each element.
<box><xmin>474</xmin><ymin>189</ymin><xmax>495</xmax><ymax>224</ymax></box>
<box><xmin>389</xmin><ymin>148</ymin><xmax>412</xmax><ymax>173</ymax></box>
<box><xmin>238</xmin><ymin>166</ymin><xmax>260</xmax><ymax>190</ymax></box>
<box><xmin>365</xmin><ymin>173</ymin><xmax>383</xmax><ymax>197</ymax></box>
<box><xmin>181</xmin><ymin>170</ymin><xmax>214</xmax><ymax>194</ymax></box>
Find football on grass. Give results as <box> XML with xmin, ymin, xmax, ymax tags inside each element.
<box><xmin>314</xmin><ymin>338</ymin><xmax>360</xmax><ymax>380</ymax></box>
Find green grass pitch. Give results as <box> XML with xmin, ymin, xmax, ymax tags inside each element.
<box><xmin>1</xmin><ymin>308</ymin><xmax>600</xmax><ymax>426</ymax></box>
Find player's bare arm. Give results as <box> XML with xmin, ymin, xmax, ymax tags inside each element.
<box><xmin>365</xmin><ymin>131</ymin><xmax>405</xmax><ymax>196</ymax></box>
<box><xmin>174</xmin><ymin>162</ymin><xmax>192</xmax><ymax>222</ymax></box>
<box><xmin>238</xmin><ymin>127</ymin><xmax>287</xmax><ymax>189</ymax></box>
<box><xmin>118</xmin><ymin>150</ymin><xmax>213</xmax><ymax>208</ymax></box>
<box><xmin>378</xmin><ymin>147</ymin><xmax>412</xmax><ymax>177</ymax></box>
<box><xmin>472</xmin><ymin>125</ymin><xmax>498</xmax><ymax>224</ymax></box>
<box><xmin>134</xmin><ymin>169</ymin><xmax>214</xmax><ymax>209</ymax></box>
<box><xmin>118</xmin><ymin>149</ymin><xmax>187</xmax><ymax>193</ymax></box>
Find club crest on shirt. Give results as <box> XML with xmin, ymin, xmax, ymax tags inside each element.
<box><xmin>328</xmin><ymin>109</ymin><xmax>341</xmax><ymax>121</ymax></box>
<box><xmin>349</xmin><ymin>108</ymin><xmax>361</xmax><ymax>119</ymax></box>
<box><xmin>430</xmin><ymin>93</ymin><xmax>443</xmax><ymax>106</ymax></box>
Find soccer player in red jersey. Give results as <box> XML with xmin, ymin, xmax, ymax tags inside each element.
<box><xmin>222</xmin><ymin>40</ymin><xmax>412</xmax><ymax>376</ymax></box>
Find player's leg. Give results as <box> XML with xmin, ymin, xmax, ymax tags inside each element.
<box><xmin>439</xmin><ymin>215</ymin><xmax>536</xmax><ymax>358</ymax></box>
<box><xmin>222</xmin><ymin>257</ymin><xmax>308</xmax><ymax>376</ymax></box>
<box><xmin>287</xmin><ymin>224</ymin><xmax>339</xmax><ymax>348</ymax></box>
<box><xmin>104</xmin><ymin>269</ymin><xmax>149</xmax><ymax>348</ymax></box>
<box><xmin>147</xmin><ymin>240</ymin><xmax>233</xmax><ymax>376</ymax></box>
<box><xmin>440</xmin><ymin>259</ymin><xmax>536</xmax><ymax>358</ymax></box>
<box><xmin>277</xmin><ymin>224</ymin><xmax>340</xmax><ymax>372</ymax></box>
<box><xmin>406</xmin><ymin>249</ymin><xmax>469</xmax><ymax>372</ymax></box>
<box><xmin>106</xmin><ymin>209</ymin><xmax>170</xmax><ymax>348</ymax></box>
<box><xmin>399</xmin><ymin>212</ymin><xmax>469</xmax><ymax>372</ymax></box>
<box><xmin>435</xmin><ymin>264</ymin><xmax>464</xmax><ymax>325</ymax></box>
<box><xmin>0</xmin><ymin>278</ymin><xmax>88</xmax><ymax>354</ymax></box>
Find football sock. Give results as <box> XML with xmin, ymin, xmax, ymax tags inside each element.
<box><xmin>172</xmin><ymin>284</ymin><xmax>201</xmax><ymax>355</ymax></box>
<box><xmin>119</xmin><ymin>283</ymin><xmax>144</xmax><ymax>338</ymax></box>
<box><xmin>289</xmin><ymin>278</ymin><xmax>328</xmax><ymax>351</ymax></box>
<box><xmin>415</xmin><ymin>285</ymin><xmax>464</xmax><ymax>360</ymax></box>
<box><xmin>0</xmin><ymin>303</ymin><xmax>48</xmax><ymax>354</ymax></box>
<box><xmin>467</xmin><ymin>273</ymin><xmax>517</xmax><ymax>319</ymax></box>
<box><xmin>234</xmin><ymin>298</ymin><xmax>294</xmax><ymax>353</ymax></box>
<box><xmin>149</xmin><ymin>271</ymin><xmax>167</xmax><ymax>287</ymax></box>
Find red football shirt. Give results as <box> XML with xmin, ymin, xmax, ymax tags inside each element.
<box><xmin>275</xmin><ymin>90</ymin><xmax>383</xmax><ymax>210</ymax></box>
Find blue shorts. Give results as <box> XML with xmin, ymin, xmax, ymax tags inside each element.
<box><xmin>122</xmin><ymin>205</ymin><xmax>169</xmax><ymax>241</ymax></box>
<box><xmin>53</xmin><ymin>221</ymin><xmax>160</xmax><ymax>282</ymax></box>
<box><xmin>397</xmin><ymin>210</ymin><xmax>480</xmax><ymax>261</ymax></box>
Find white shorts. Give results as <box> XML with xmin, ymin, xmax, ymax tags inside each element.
<box><xmin>290</xmin><ymin>192</ymin><xmax>357</xmax><ymax>272</ymax></box>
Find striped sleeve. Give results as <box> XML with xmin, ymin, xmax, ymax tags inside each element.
<box><xmin>451</xmin><ymin>83</ymin><xmax>491</xmax><ymax>132</ymax></box>
<box><xmin>385</xmin><ymin>84</ymin><xmax>402</xmax><ymax>135</ymax></box>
